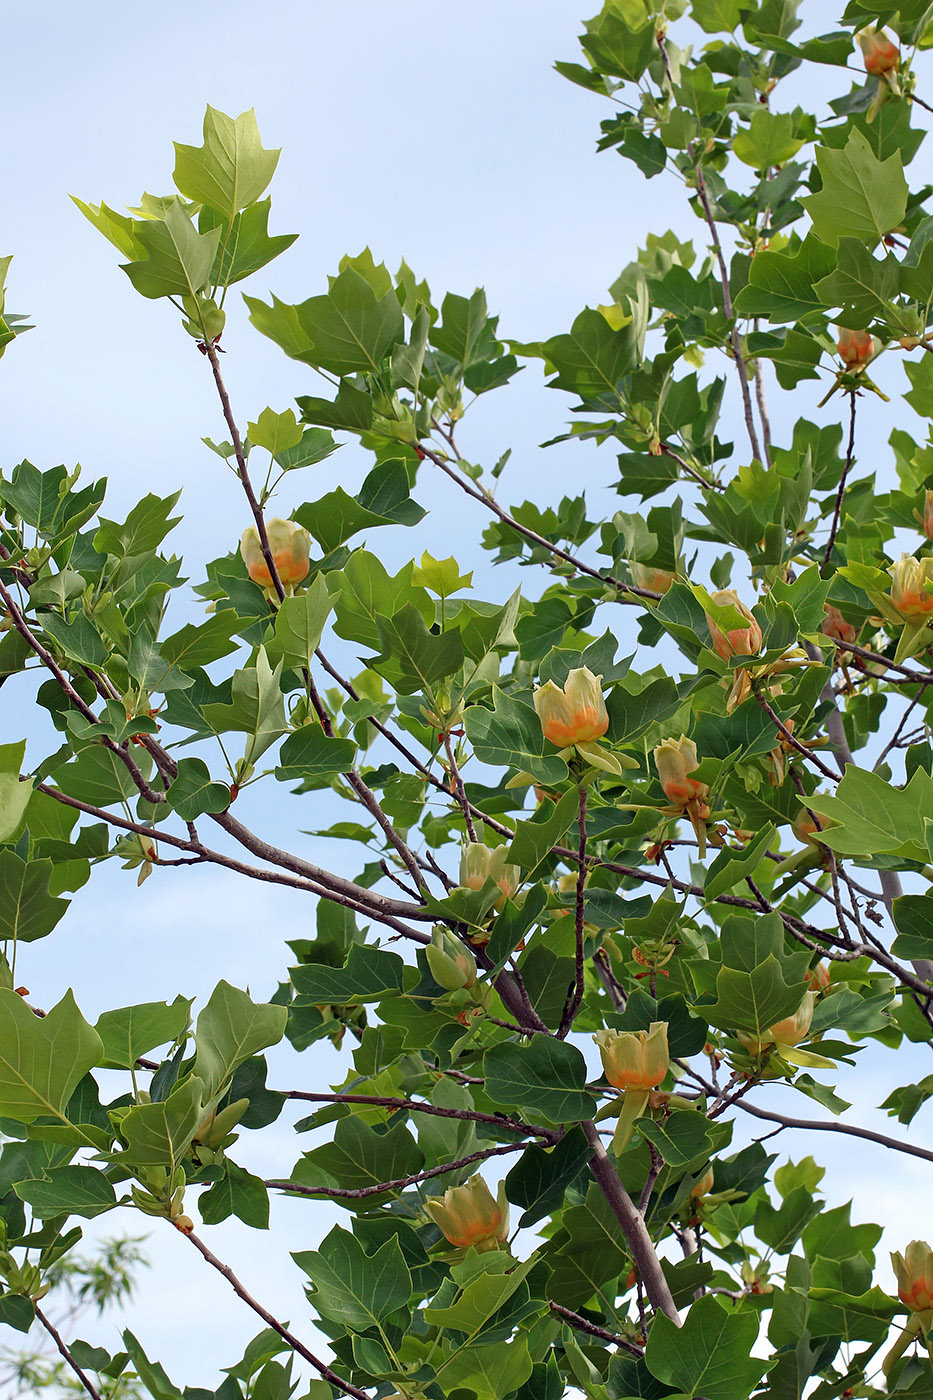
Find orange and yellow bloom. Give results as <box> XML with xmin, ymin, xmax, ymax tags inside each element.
<box><xmin>459</xmin><ymin>842</ymin><xmax>521</xmax><ymax>902</ymax></box>
<box><xmin>240</xmin><ymin>517</ymin><xmax>311</xmax><ymax>590</ymax></box>
<box><xmin>740</xmin><ymin>991</ymin><xmax>816</xmax><ymax>1055</ymax></box>
<box><xmin>424</xmin><ymin>1176</ymin><xmax>509</xmax><ymax>1252</ymax></box>
<box><xmin>892</xmin><ymin>1241</ymin><xmax>933</xmax><ymax>1313</ymax></box>
<box><xmin>533</xmin><ymin>667</ymin><xmax>609</xmax><ymax>747</ymax></box>
<box><xmin>704</xmin><ymin>590</ymin><xmax>762</xmax><ymax>661</ymax></box>
<box><xmin>594</xmin><ymin>1022</ymin><xmax>669</xmax><ymax>1091</ymax></box>
<box><xmin>889</xmin><ymin>555</ymin><xmax>933</xmax><ymax>619</ymax></box>
<box><xmin>836</xmin><ymin>327</ymin><xmax>875</xmax><ymax>371</ymax></box>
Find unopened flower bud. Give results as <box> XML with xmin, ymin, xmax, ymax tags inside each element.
<box><xmin>836</xmin><ymin>327</ymin><xmax>875</xmax><ymax>371</ymax></box>
<box><xmin>889</xmin><ymin>554</ymin><xmax>933</xmax><ymax>619</ymax></box>
<box><xmin>705</xmin><ymin>590</ymin><xmax>762</xmax><ymax>661</ymax></box>
<box><xmin>239</xmin><ymin>518</ymin><xmax>311</xmax><ymax>589</ymax></box>
<box><xmin>427</xmin><ymin>927</ymin><xmax>477</xmax><ymax>992</ymax></box>
<box><xmin>458</xmin><ymin>842</ymin><xmax>521</xmax><ymax>902</ymax></box>
<box><xmin>891</xmin><ymin>1241</ymin><xmax>933</xmax><ymax>1312</ymax></box>
<box><xmin>653</xmin><ymin>735</ymin><xmax>707</xmax><ymax>807</ymax></box>
<box><xmin>424</xmin><ymin>1176</ymin><xmax>509</xmax><ymax>1252</ymax></box>
<box><xmin>691</xmin><ymin>1166</ymin><xmax>715</xmax><ymax>1200</ymax></box>
<box><xmin>594</xmin><ymin>1022</ymin><xmax>669</xmax><ymax>1091</ymax></box>
<box><xmin>821</xmin><ymin>604</ymin><xmax>857</xmax><ymax>645</ymax></box>
<box><xmin>793</xmin><ymin>809</ymin><xmax>826</xmax><ymax>846</ymax></box>
<box><xmin>808</xmin><ymin>961</ymin><xmax>831</xmax><ymax>992</ymax></box>
<box><xmin>631</xmin><ymin>562</ymin><xmax>676</xmax><ymax>595</ymax></box>
<box><xmin>857</xmin><ymin>27</ymin><xmax>900</xmax><ymax>76</ymax></box>
<box><xmin>740</xmin><ymin>991</ymin><xmax>816</xmax><ymax>1054</ymax></box>
<box><xmin>533</xmin><ymin>667</ymin><xmax>609</xmax><ymax>747</ymax></box>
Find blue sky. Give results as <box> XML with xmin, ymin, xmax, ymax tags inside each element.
<box><xmin>2</xmin><ymin>0</ymin><xmax>932</xmax><ymax>1388</ymax></box>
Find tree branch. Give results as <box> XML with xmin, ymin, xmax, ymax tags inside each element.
<box><xmin>35</xmin><ymin>1306</ymin><xmax>103</xmax><ymax>1400</ymax></box>
<box><xmin>178</xmin><ymin>1226</ymin><xmax>373</xmax><ymax>1400</ymax></box>
<box><xmin>265</xmin><ymin>1140</ymin><xmax>531</xmax><ymax>1199</ymax></box>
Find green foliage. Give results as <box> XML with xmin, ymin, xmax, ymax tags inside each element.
<box><xmin>5</xmin><ymin>14</ymin><xmax>933</xmax><ymax>1397</ymax></box>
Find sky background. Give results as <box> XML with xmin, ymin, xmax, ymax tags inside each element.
<box><xmin>2</xmin><ymin>0</ymin><xmax>932</xmax><ymax>1390</ymax></box>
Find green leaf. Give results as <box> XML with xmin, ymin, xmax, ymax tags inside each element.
<box><xmin>200</xmin><ymin>199</ymin><xmax>296</xmax><ymax>287</ymax></box>
<box><xmin>734</xmin><ymin>237</ymin><xmax>836</xmax><ymax>322</ymax></box>
<box><xmin>0</xmin><ymin>740</ymin><xmax>31</xmax><ymax>842</ymax></box>
<box><xmin>118</xmin><ymin>1074</ymin><xmax>204</xmax><ymax>1170</ymax></box>
<box><xmin>123</xmin><ymin>200</ymin><xmax>221</xmax><ymax>300</ymax></box>
<box><xmin>173</xmin><ymin>106</ymin><xmax>280</xmax><ymax>221</ymax></box>
<box><xmin>201</xmin><ymin>648</ymin><xmax>288</xmax><ymax>766</ymax></box>
<box><xmin>123</xmin><ymin>1329</ymin><xmax>183</xmax><ymax>1400</ymax></box>
<box><xmin>646</xmin><ymin>1293</ymin><xmax>770</xmax><ymax>1400</ymax></box>
<box><xmin>0</xmin><ymin>851</ymin><xmax>70</xmax><ymax>943</ymax></box>
<box><xmin>250</xmin><ymin>267</ymin><xmax>404</xmax><ymax>375</ymax></box>
<box><xmin>637</xmin><ymin>1110</ymin><xmax>718</xmax><ymax>1169</ymax></box>
<box><xmin>291</xmin><ymin>1114</ymin><xmax>423</xmax><ymax>1201</ymax></box>
<box><xmin>733</xmin><ymin>110</ymin><xmax>805</xmax><ymax>169</ymax></box>
<box><xmin>192</xmin><ymin>981</ymin><xmax>287</xmax><ymax>1101</ymax></box>
<box><xmin>373</xmin><ymin>604</ymin><xmax>464</xmax><ymax>697</ymax></box>
<box><xmin>293</xmin><ymin>1227</ymin><xmax>412</xmax><ymax>1329</ymax></box>
<box><xmin>0</xmin><ymin>988</ymin><xmax>102</xmax><ymax>1124</ymax></box>
<box><xmin>294</xmin><ymin>459</ymin><xmax>424</xmax><ymax>556</ymax></box>
<box><xmin>440</xmin><ymin>1335</ymin><xmax>533</xmax><ymax>1400</ymax></box>
<box><xmin>0</xmin><ymin>1294</ymin><xmax>36</xmax><ymax>1333</ymax></box>
<box><xmin>275</xmin><ymin>725</ymin><xmax>356</xmax><ymax>782</ymax></box>
<box><xmin>805</xmin><ymin>765</ymin><xmax>933</xmax><ymax>861</ymax></box>
<box><xmin>331</xmin><ymin>552</ymin><xmax>432</xmax><ymax>652</ymax></box>
<box><xmin>892</xmin><ymin>892</ymin><xmax>933</xmax><ymax>959</ymax></box>
<box><xmin>95</xmin><ymin>996</ymin><xmax>192</xmax><ymax>1070</ymax></box>
<box><xmin>814</xmin><ymin>237</ymin><xmax>901</xmax><ymax>328</ymax></box>
<box><xmin>507</xmin><ymin>788</ymin><xmax>579</xmax><ymax>876</ymax></box>
<box><xmin>464</xmin><ymin>689</ymin><xmax>569</xmax><ymax>786</ymax></box>
<box><xmin>94</xmin><ymin>490</ymin><xmax>182</xmax><ymax>558</ymax></box>
<box><xmin>704</xmin><ymin>824</ymin><xmax>774</xmax><ymax>901</ymax></box>
<box><xmin>505</xmin><ymin>1125</ymin><xmax>591</xmax><ymax>1226</ymax></box>
<box><xmin>199</xmin><ymin>1159</ymin><xmax>269</xmax><ymax>1229</ymax></box>
<box><xmin>803</xmin><ymin>129</ymin><xmax>908</xmax><ymax>248</ymax></box>
<box><xmin>272</xmin><ymin>575</ymin><xmax>333</xmax><ymax>670</ymax></box>
<box><xmin>290</xmin><ymin>943</ymin><xmax>405</xmax><ymax>1004</ymax></box>
<box><xmin>484</xmin><ymin>1036</ymin><xmax>597</xmax><ymax>1125</ymax></box>
<box><xmin>159</xmin><ymin>610</ymin><xmax>241</xmax><ymax>670</ymax></box>
<box><xmin>15</xmin><ymin>1165</ymin><xmax>118</xmax><ymax>1219</ymax></box>
<box><xmin>247</xmin><ymin>407</ymin><xmax>303</xmax><ymax>455</ymax></box>
<box><xmin>71</xmin><ymin>197</ymin><xmax>147</xmax><ymax>259</ymax></box>
<box><xmin>167</xmin><ymin>757</ymin><xmax>231</xmax><ymax>820</ymax></box>
<box><xmin>39</xmin><ymin>613</ymin><xmax>108</xmax><ymax>669</ymax></box>
<box><xmin>537</xmin><ymin>308</ymin><xmax>639</xmax><ymax>402</ymax></box>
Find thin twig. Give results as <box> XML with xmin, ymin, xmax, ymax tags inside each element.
<box><xmin>283</xmin><ymin>1089</ymin><xmax>558</xmax><ymax>1140</ymax></box>
<box><xmin>560</xmin><ymin>785</ymin><xmax>588</xmax><ymax>1037</ymax></box>
<box><xmin>265</xmin><ymin>1140</ymin><xmax>530</xmax><ymax>1199</ymax></box>
<box><xmin>822</xmin><ymin>391</ymin><xmax>857</xmax><ymax>574</ymax></box>
<box><xmin>549</xmin><ymin>1302</ymin><xmax>644</xmax><ymax>1356</ymax></box>
<box><xmin>35</xmin><ymin>1306</ymin><xmax>103</xmax><ymax>1400</ymax></box>
<box><xmin>179</xmin><ymin>1227</ymin><xmax>373</xmax><ymax>1400</ymax></box>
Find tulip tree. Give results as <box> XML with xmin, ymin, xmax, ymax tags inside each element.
<box><xmin>6</xmin><ymin>2</ymin><xmax>933</xmax><ymax>1396</ymax></box>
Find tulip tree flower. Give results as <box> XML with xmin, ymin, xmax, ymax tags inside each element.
<box><xmin>424</xmin><ymin>1176</ymin><xmax>509</xmax><ymax>1252</ymax></box>
<box><xmin>426</xmin><ymin>926</ymin><xmax>477</xmax><ymax>992</ymax></box>
<box><xmin>654</xmin><ymin>735</ymin><xmax>711</xmax><ymax>855</ymax></box>
<box><xmin>459</xmin><ymin>842</ymin><xmax>520</xmax><ymax>903</ymax></box>
<box><xmin>705</xmin><ymin>590</ymin><xmax>762</xmax><ymax>662</ymax></box>
<box><xmin>533</xmin><ymin>667</ymin><xmax>633</xmax><ymax>776</ymax></box>
<box><xmin>631</xmin><ymin>561</ymin><xmax>676</xmax><ymax>594</ymax></box>
<box><xmin>821</xmin><ymin>604</ymin><xmax>857</xmax><ymax>646</ymax></box>
<box><xmin>240</xmin><ymin>517</ymin><xmax>311</xmax><ymax>592</ymax></box>
<box><xmin>889</xmin><ymin>555</ymin><xmax>933</xmax><ymax>619</ymax></box>
<box><xmin>594</xmin><ymin>1022</ymin><xmax>669</xmax><ymax>1091</ymax></box>
<box><xmin>836</xmin><ymin>327</ymin><xmax>875</xmax><ymax>371</ymax></box>
<box><xmin>884</xmin><ymin>1242</ymin><xmax>933</xmax><ymax>1374</ymax></box>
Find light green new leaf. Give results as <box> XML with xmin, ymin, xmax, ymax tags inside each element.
<box><xmin>0</xmin><ymin>989</ymin><xmax>102</xmax><ymax>1124</ymax></box>
<box><xmin>733</xmin><ymin>110</ymin><xmax>805</xmax><ymax>169</ymax></box>
<box><xmin>123</xmin><ymin>200</ymin><xmax>221</xmax><ymax>300</ymax></box>
<box><xmin>173</xmin><ymin>107</ymin><xmax>280</xmax><ymax>221</ymax></box>
<box><xmin>192</xmin><ymin>981</ymin><xmax>287</xmax><ymax>1101</ymax></box>
<box><xmin>247</xmin><ymin>407</ymin><xmax>303</xmax><ymax>456</ymax></box>
<box><xmin>70</xmin><ymin>198</ymin><xmax>147</xmax><ymax>260</ymax></box>
<box><xmin>646</xmin><ymin>1293</ymin><xmax>770</xmax><ymax>1399</ymax></box>
<box><xmin>440</xmin><ymin>1336</ymin><xmax>533</xmax><ymax>1400</ymax></box>
<box><xmin>294</xmin><ymin>1227</ymin><xmax>411</xmax><ymax>1329</ymax></box>
<box><xmin>95</xmin><ymin>996</ymin><xmax>192</xmax><ymax>1069</ymax></box>
<box><xmin>15</xmin><ymin>1165</ymin><xmax>118</xmax><ymax>1219</ymax></box>
<box><xmin>803</xmin><ymin>130</ymin><xmax>908</xmax><ymax>248</ymax></box>
<box><xmin>0</xmin><ymin>739</ymin><xmax>31</xmax><ymax>842</ymax></box>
